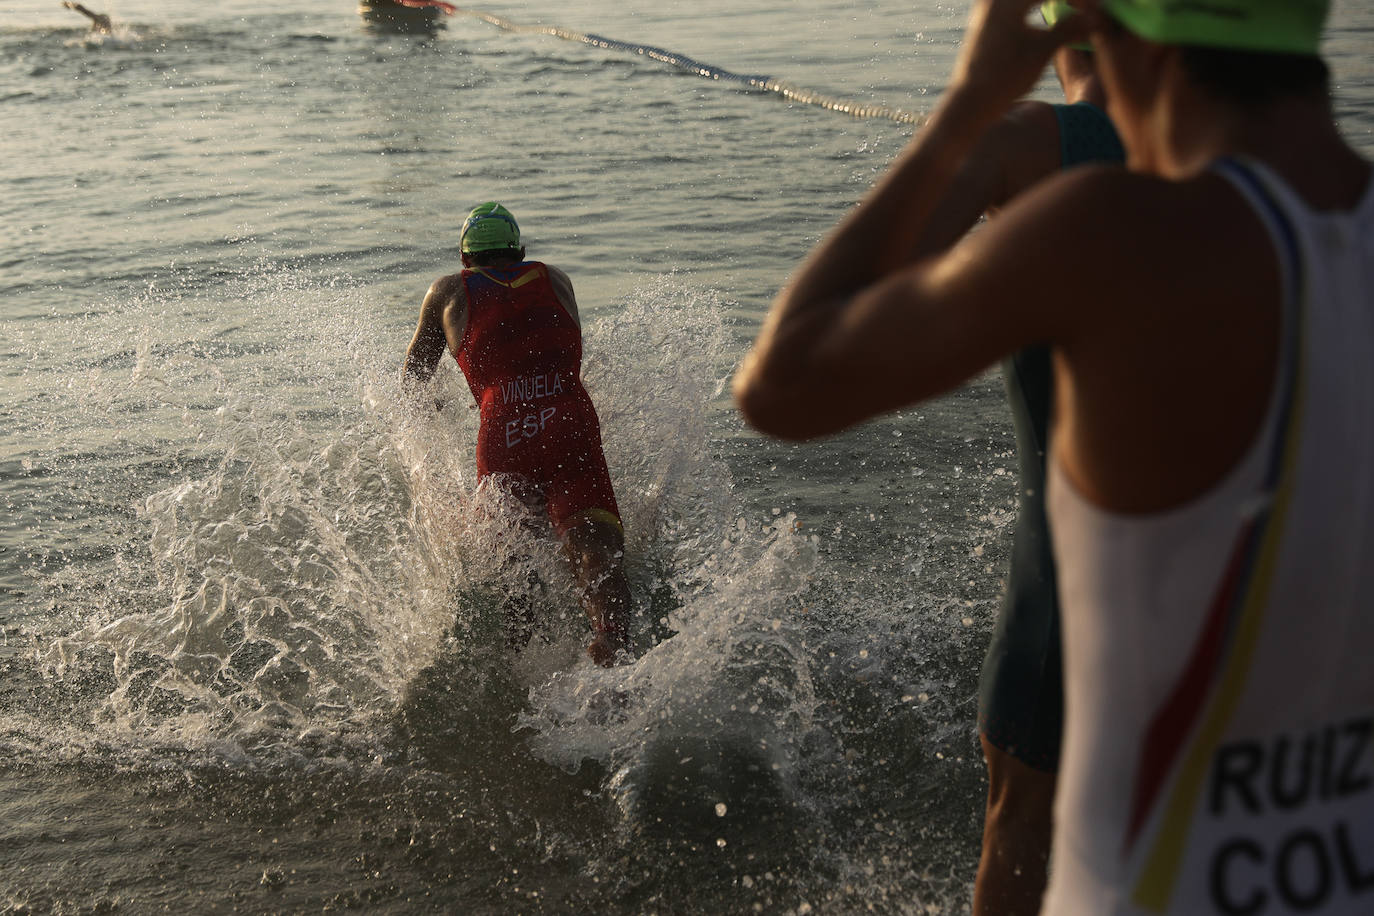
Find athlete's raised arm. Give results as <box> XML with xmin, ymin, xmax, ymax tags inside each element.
<box><xmin>734</xmin><ymin>0</ymin><xmax>1086</xmax><ymax>440</ymax></box>
<box><xmin>62</xmin><ymin>2</ymin><xmax>112</xmax><ymax>32</ymax></box>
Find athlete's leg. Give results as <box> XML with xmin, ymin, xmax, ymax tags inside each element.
<box><xmin>973</xmin><ymin>734</ymin><xmax>1056</xmax><ymax>916</ymax></box>
<box><xmin>470</xmin><ymin>473</ymin><xmax>547</xmax><ymax>648</ymax></box>
<box><xmin>561</xmin><ymin>511</ymin><xmax>631</xmax><ymax>666</ymax></box>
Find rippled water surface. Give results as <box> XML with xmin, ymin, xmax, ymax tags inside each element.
<box><xmin>2</xmin><ymin>1</ymin><xmax>1372</xmax><ymax>912</ymax></box>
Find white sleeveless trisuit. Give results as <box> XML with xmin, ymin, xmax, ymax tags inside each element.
<box><xmin>1043</xmin><ymin>158</ymin><xmax>1374</xmax><ymax>915</ymax></box>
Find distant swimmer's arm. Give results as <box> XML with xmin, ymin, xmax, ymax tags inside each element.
<box><xmin>547</xmin><ymin>265</ymin><xmax>581</xmax><ymax>328</ymax></box>
<box><xmin>401</xmin><ymin>278</ymin><xmax>456</xmax><ymax>401</ymax></box>
<box><xmin>62</xmin><ymin>2</ymin><xmax>112</xmax><ymax>31</ymax></box>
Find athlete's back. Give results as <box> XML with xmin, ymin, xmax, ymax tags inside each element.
<box><xmin>1044</xmin><ymin>155</ymin><xmax>1374</xmax><ymax>916</ymax></box>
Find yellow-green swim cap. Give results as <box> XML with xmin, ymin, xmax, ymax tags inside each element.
<box><xmin>1102</xmin><ymin>0</ymin><xmax>1329</xmax><ymax>55</ymax></box>
<box><xmin>1040</xmin><ymin>1</ymin><xmax>1075</xmax><ymax>28</ymax></box>
<box><xmin>460</xmin><ymin>202</ymin><xmax>521</xmax><ymax>254</ymax></box>
<box><xmin>1041</xmin><ymin>2</ymin><xmax>1092</xmax><ymax>51</ymax></box>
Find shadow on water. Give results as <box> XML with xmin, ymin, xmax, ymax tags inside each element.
<box><xmin>1</xmin><ymin>644</ymin><xmax>619</xmax><ymax>912</ymax></box>
<box><xmin>606</xmin><ymin>727</ymin><xmax>829</xmax><ymax>909</ymax></box>
<box><xmin>390</xmin><ymin>634</ymin><xmax>601</xmax><ymax>789</ymax></box>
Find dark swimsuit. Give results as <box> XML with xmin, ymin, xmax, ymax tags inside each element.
<box><xmin>977</xmin><ymin>102</ymin><xmax>1125</xmax><ymax>771</ymax></box>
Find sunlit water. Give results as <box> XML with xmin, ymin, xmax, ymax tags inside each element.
<box><xmin>2</xmin><ymin>1</ymin><xmax>1371</xmax><ymax>912</ymax></box>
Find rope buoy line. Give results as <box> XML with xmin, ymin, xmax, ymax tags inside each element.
<box><xmin>454</xmin><ymin>6</ymin><xmax>928</xmax><ymax>127</ymax></box>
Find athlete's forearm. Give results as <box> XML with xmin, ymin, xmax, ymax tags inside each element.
<box><xmin>771</xmin><ymin>0</ymin><xmax>1080</xmax><ymax>306</ymax></box>
<box><xmin>400</xmin><ymin>350</ymin><xmax>436</xmax><ymax>388</ymax></box>
<box><xmin>736</xmin><ymin>0</ymin><xmax>1081</xmax><ymax>440</ymax></box>
<box><xmin>790</xmin><ymin>88</ymin><xmax>1000</xmax><ymax>311</ymax></box>
<box><xmin>734</xmin><ymin>87</ymin><xmax>1003</xmax><ymax>438</ymax></box>
<box><xmin>910</xmin><ymin>100</ymin><xmax>1066</xmax><ymax>259</ymax></box>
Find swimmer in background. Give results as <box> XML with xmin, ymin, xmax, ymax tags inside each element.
<box><xmin>61</xmin><ymin>2</ymin><xmax>111</xmax><ymax>33</ymax></box>
<box><xmin>358</xmin><ymin>0</ymin><xmax>456</xmax><ymax>35</ymax></box>
<box><xmin>737</xmin><ymin>0</ymin><xmax>1372</xmax><ymax>912</ymax></box>
<box><xmin>403</xmin><ymin>203</ymin><xmax>633</xmax><ymax>667</ymax></box>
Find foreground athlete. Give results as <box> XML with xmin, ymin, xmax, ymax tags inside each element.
<box><xmin>403</xmin><ymin>203</ymin><xmax>632</xmax><ymax>667</ymax></box>
<box><xmin>737</xmin><ymin>0</ymin><xmax>1372</xmax><ymax>912</ymax></box>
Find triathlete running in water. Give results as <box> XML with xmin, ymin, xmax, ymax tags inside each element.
<box><xmin>403</xmin><ymin>203</ymin><xmax>632</xmax><ymax>667</ymax></box>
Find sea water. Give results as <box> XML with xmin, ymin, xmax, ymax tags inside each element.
<box><xmin>2</xmin><ymin>1</ymin><xmax>1372</xmax><ymax>912</ymax></box>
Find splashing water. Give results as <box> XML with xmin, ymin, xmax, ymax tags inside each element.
<box><xmin>3</xmin><ymin>264</ymin><xmax>990</xmax><ymax>911</ymax></box>
<box><xmin>16</xmin><ymin>269</ymin><xmax>816</xmax><ymax>786</ymax></box>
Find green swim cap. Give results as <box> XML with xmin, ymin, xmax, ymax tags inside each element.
<box><xmin>1102</xmin><ymin>0</ymin><xmax>1329</xmax><ymax>55</ymax></box>
<box><xmin>460</xmin><ymin>202</ymin><xmax>521</xmax><ymax>254</ymax></box>
<box><xmin>1041</xmin><ymin>2</ymin><xmax>1092</xmax><ymax>52</ymax></box>
<box><xmin>1041</xmin><ymin>1</ymin><xmax>1074</xmax><ymax>28</ymax></box>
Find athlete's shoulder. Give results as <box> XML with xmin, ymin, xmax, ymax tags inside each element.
<box><xmin>540</xmin><ymin>262</ymin><xmax>571</xmax><ymax>280</ymax></box>
<box><xmin>968</xmin><ymin>164</ymin><xmax>1277</xmax><ymax>343</ymax></box>
<box><xmin>1035</xmin><ymin>162</ymin><xmax>1235</xmax><ymax>218</ymax></box>
<box><xmin>543</xmin><ymin>263</ymin><xmax>576</xmax><ymax>297</ymax></box>
<box><xmin>541</xmin><ymin>264</ymin><xmax>580</xmax><ymax>326</ymax></box>
<box><xmin>1018</xmin><ymin>165</ymin><xmax>1269</xmax><ymax>284</ymax></box>
<box><xmin>429</xmin><ymin>271</ymin><xmax>466</xmax><ymax>296</ymax></box>
<box><xmin>423</xmin><ymin>272</ymin><xmax>470</xmax><ymax>317</ymax></box>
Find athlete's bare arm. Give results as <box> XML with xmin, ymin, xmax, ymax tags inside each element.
<box><xmin>905</xmin><ymin>100</ymin><xmax>1059</xmax><ymax>258</ymax></box>
<box><xmin>905</xmin><ymin>46</ymin><xmax>1104</xmax><ymax>260</ymax></box>
<box><xmin>734</xmin><ymin>0</ymin><xmax>1084</xmax><ymax>441</ymax></box>
<box><xmin>903</xmin><ymin>43</ymin><xmax>1110</xmax><ymax>266</ymax></box>
<box><xmin>402</xmin><ymin>275</ymin><xmax>466</xmax><ymax>393</ymax></box>
<box><xmin>735</xmin><ymin>0</ymin><xmax>1281</xmax><ymax>515</ymax></box>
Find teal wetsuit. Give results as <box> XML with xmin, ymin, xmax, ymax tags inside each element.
<box><xmin>977</xmin><ymin>102</ymin><xmax>1125</xmax><ymax>771</ymax></box>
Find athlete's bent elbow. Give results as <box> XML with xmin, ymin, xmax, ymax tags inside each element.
<box><xmin>734</xmin><ymin>374</ymin><xmax>826</xmax><ymax>442</ymax></box>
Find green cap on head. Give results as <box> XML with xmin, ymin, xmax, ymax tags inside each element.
<box><xmin>460</xmin><ymin>202</ymin><xmax>521</xmax><ymax>254</ymax></box>
<box><xmin>1102</xmin><ymin>0</ymin><xmax>1329</xmax><ymax>55</ymax></box>
<box><xmin>1041</xmin><ymin>1</ymin><xmax>1075</xmax><ymax>27</ymax></box>
<box><xmin>1041</xmin><ymin>2</ymin><xmax>1092</xmax><ymax>52</ymax></box>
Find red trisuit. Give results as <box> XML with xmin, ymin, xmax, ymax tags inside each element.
<box><xmin>454</xmin><ymin>261</ymin><xmax>621</xmax><ymax>535</ymax></box>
